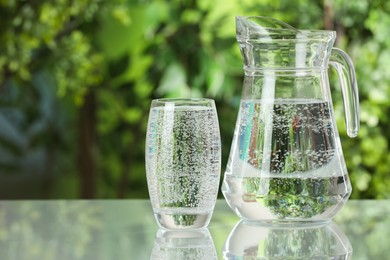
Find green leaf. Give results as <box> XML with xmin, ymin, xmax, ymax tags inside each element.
<box><xmin>123</xmin><ymin>108</ymin><xmax>142</xmax><ymax>123</ymax></box>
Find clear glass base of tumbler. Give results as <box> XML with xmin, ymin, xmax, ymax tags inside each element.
<box><xmin>154</xmin><ymin>211</ymin><xmax>212</xmax><ymax>230</ymax></box>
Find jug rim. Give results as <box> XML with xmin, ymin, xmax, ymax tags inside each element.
<box><xmin>236</xmin><ymin>16</ymin><xmax>336</xmax><ymax>40</ymax></box>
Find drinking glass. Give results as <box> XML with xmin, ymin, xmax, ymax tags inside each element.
<box><xmin>145</xmin><ymin>98</ymin><xmax>221</xmax><ymax>229</ymax></box>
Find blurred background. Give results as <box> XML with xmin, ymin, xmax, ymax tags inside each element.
<box><xmin>0</xmin><ymin>0</ymin><xmax>389</xmax><ymax>199</ymax></box>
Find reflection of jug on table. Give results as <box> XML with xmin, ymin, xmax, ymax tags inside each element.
<box><xmin>223</xmin><ymin>220</ymin><xmax>352</xmax><ymax>259</ymax></box>
<box><xmin>222</xmin><ymin>16</ymin><xmax>359</xmax><ymax>222</ymax></box>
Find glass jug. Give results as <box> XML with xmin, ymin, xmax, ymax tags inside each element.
<box><xmin>222</xmin><ymin>16</ymin><xmax>359</xmax><ymax>223</ymax></box>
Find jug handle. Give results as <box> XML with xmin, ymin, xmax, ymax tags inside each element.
<box><xmin>329</xmin><ymin>48</ymin><xmax>360</xmax><ymax>138</ymax></box>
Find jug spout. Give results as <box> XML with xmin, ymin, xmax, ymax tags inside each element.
<box><xmin>236</xmin><ymin>16</ymin><xmax>300</xmax><ymax>39</ymax></box>
<box><xmin>236</xmin><ymin>16</ymin><xmax>335</xmax><ymax>70</ymax></box>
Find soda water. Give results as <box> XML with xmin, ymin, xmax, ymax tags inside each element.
<box><xmin>146</xmin><ymin>106</ymin><xmax>221</xmax><ymax>228</ymax></box>
<box><xmin>222</xmin><ymin>99</ymin><xmax>351</xmax><ymax>221</ymax></box>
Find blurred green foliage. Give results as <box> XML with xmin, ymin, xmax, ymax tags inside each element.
<box><xmin>0</xmin><ymin>0</ymin><xmax>389</xmax><ymax>199</ymax></box>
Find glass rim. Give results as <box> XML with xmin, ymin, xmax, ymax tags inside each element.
<box><xmin>151</xmin><ymin>98</ymin><xmax>215</xmax><ymax>107</ymax></box>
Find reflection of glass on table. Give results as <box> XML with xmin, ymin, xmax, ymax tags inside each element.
<box><xmin>150</xmin><ymin>228</ymin><xmax>217</xmax><ymax>260</ymax></box>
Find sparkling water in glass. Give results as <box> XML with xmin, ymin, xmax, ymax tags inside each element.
<box><xmin>146</xmin><ymin>98</ymin><xmax>221</xmax><ymax>229</ymax></box>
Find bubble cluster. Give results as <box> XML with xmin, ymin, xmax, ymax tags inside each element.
<box><xmin>146</xmin><ymin>106</ymin><xmax>221</xmax><ymax>212</ymax></box>
<box><xmin>234</xmin><ymin>99</ymin><xmax>337</xmax><ymax>175</ymax></box>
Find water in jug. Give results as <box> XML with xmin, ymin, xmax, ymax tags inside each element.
<box><xmin>222</xmin><ymin>16</ymin><xmax>359</xmax><ymax>223</ymax></box>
